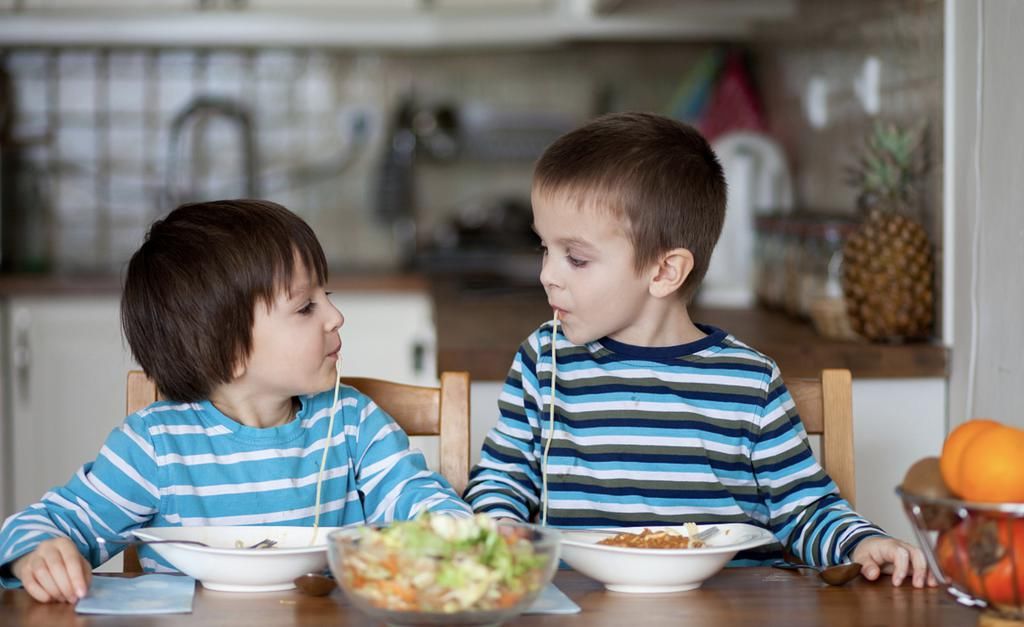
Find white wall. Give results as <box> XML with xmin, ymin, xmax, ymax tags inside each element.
<box><xmin>946</xmin><ymin>0</ymin><xmax>1024</xmax><ymax>430</ymax></box>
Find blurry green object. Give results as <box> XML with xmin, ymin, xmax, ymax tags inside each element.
<box><xmin>667</xmin><ymin>49</ymin><xmax>725</xmax><ymax>124</ymax></box>
<box><xmin>847</xmin><ymin>119</ymin><xmax>929</xmax><ymax>214</ymax></box>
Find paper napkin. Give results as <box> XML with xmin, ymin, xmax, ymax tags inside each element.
<box><xmin>76</xmin><ymin>574</ymin><xmax>196</xmax><ymax>615</ymax></box>
<box><xmin>525</xmin><ymin>583</ymin><xmax>581</xmax><ymax>614</ymax></box>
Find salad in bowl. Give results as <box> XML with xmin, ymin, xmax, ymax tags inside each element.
<box><xmin>328</xmin><ymin>514</ymin><xmax>559</xmax><ymax>625</ymax></box>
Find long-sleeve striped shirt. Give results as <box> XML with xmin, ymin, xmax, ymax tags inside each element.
<box><xmin>0</xmin><ymin>384</ymin><xmax>470</xmax><ymax>586</ymax></box>
<box><xmin>463</xmin><ymin>322</ymin><xmax>884</xmax><ymax>566</ymax></box>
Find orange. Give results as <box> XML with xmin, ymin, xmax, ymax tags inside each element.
<box><xmin>957</xmin><ymin>425</ymin><xmax>1024</xmax><ymax>503</ymax></box>
<box><xmin>940</xmin><ymin>418</ymin><xmax>1000</xmax><ymax>497</ymax></box>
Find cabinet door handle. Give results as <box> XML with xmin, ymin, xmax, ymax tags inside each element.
<box><xmin>411</xmin><ymin>341</ymin><xmax>425</xmax><ymax>375</ymax></box>
<box><xmin>12</xmin><ymin>308</ymin><xmax>31</xmax><ymax>403</ymax></box>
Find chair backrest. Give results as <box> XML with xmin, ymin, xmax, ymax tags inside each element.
<box><xmin>122</xmin><ymin>370</ymin><xmax>471</xmax><ymax>573</ymax></box>
<box><xmin>786</xmin><ymin>369</ymin><xmax>856</xmax><ymax>507</ymax></box>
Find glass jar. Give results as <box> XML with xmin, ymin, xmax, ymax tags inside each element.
<box><xmin>781</xmin><ymin>217</ymin><xmax>808</xmax><ymax>317</ymax></box>
<box><xmin>754</xmin><ymin>214</ymin><xmax>784</xmax><ymax>308</ymax></box>
<box><xmin>806</xmin><ymin>217</ymin><xmax>859</xmax><ymax>340</ymax></box>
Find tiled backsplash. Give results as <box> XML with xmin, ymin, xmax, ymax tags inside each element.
<box><xmin>1</xmin><ymin>44</ymin><xmax>707</xmax><ymax>274</ymax></box>
<box><xmin>2</xmin><ymin>1</ymin><xmax>943</xmax><ymax>278</ymax></box>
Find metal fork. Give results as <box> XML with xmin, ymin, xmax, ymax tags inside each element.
<box><xmin>99</xmin><ymin>537</ymin><xmax>278</xmax><ymax>549</ymax></box>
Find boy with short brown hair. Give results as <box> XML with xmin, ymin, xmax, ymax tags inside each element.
<box><xmin>464</xmin><ymin>112</ymin><xmax>933</xmax><ymax>587</ymax></box>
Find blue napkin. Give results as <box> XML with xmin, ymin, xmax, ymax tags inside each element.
<box><xmin>76</xmin><ymin>575</ymin><xmax>196</xmax><ymax>615</ymax></box>
<box><xmin>524</xmin><ymin>583</ymin><xmax>581</xmax><ymax>614</ymax></box>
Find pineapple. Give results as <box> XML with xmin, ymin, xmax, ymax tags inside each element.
<box><xmin>841</xmin><ymin>121</ymin><xmax>934</xmax><ymax>342</ymax></box>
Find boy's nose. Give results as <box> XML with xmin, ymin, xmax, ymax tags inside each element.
<box><xmin>539</xmin><ymin>257</ymin><xmax>558</xmax><ymax>290</ymax></box>
<box><xmin>326</xmin><ymin>302</ymin><xmax>344</xmax><ymax>331</ymax></box>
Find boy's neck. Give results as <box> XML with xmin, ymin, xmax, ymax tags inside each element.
<box><xmin>610</xmin><ymin>300</ymin><xmax>705</xmax><ymax>348</ymax></box>
<box><xmin>207</xmin><ymin>388</ymin><xmax>300</xmax><ymax>429</ymax></box>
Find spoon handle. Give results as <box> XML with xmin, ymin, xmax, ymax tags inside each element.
<box><xmin>770</xmin><ymin>561</ymin><xmax>814</xmax><ymax>572</ymax></box>
<box><xmin>693</xmin><ymin>526</ymin><xmax>720</xmax><ymax>542</ymax></box>
<box><xmin>99</xmin><ymin>538</ymin><xmax>210</xmax><ymax>548</ymax></box>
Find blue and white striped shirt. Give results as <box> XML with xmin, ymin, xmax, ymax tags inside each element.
<box><xmin>0</xmin><ymin>384</ymin><xmax>470</xmax><ymax>585</ymax></box>
<box><xmin>464</xmin><ymin>322</ymin><xmax>883</xmax><ymax>566</ymax></box>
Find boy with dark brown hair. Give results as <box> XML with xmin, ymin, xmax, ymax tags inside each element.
<box><xmin>1</xmin><ymin>199</ymin><xmax>469</xmax><ymax>603</ymax></box>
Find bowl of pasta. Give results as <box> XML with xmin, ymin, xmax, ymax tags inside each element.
<box><xmin>558</xmin><ymin>523</ymin><xmax>775</xmax><ymax>593</ymax></box>
<box><xmin>130</xmin><ymin>525</ymin><xmax>342</xmax><ymax>592</ymax></box>
<box><xmin>328</xmin><ymin>514</ymin><xmax>560</xmax><ymax>626</ymax></box>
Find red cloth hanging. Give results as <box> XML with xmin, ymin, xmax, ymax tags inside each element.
<box><xmin>698</xmin><ymin>51</ymin><xmax>767</xmax><ymax>143</ymax></box>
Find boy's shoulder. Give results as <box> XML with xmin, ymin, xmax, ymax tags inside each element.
<box><xmin>129</xmin><ymin>399</ymin><xmax>206</xmax><ymax>423</ymax></box>
<box><xmin>707</xmin><ymin>328</ymin><xmax>780</xmax><ymax>373</ymax></box>
<box><xmin>125</xmin><ymin>399</ymin><xmax>215</xmax><ymax>429</ymax></box>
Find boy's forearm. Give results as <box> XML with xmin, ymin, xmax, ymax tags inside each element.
<box><xmin>0</xmin><ymin>523</ymin><xmax>61</xmax><ymax>588</ymax></box>
<box><xmin>463</xmin><ymin>467</ymin><xmax>537</xmax><ymax>520</ymax></box>
<box><xmin>777</xmin><ymin>498</ymin><xmax>886</xmax><ymax>565</ymax></box>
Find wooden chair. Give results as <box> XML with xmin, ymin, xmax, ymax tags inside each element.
<box><xmin>786</xmin><ymin>369</ymin><xmax>856</xmax><ymax>507</ymax></box>
<box><xmin>122</xmin><ymin>370</ymin><xmax>471</xmax><ymax>572</ymax></box>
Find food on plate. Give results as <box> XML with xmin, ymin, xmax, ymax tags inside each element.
<box><xmin>597</xmin><ymin>525</ymin><xmax>706</xmax><ymax>549</ymax></box>
<box><xmin>337</xmin><ymin>514</ymin><xmax>550</xmax><ymax>614</ymax></box>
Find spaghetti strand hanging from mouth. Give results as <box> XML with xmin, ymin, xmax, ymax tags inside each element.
<box><xmin>311</xmin><ymin>344</ymin><xmax>343</xmax><ymax>545</ymax></box>
<box><xmin>541</xmin><ymin>310</ymin><xmax>559</xmax><ymax>526</ymax></box>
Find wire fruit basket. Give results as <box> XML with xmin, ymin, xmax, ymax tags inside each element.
<box><xmin>898</xmin><ymin>487</ymin><xmax>1024</xmax><ymax>623</ymax></box>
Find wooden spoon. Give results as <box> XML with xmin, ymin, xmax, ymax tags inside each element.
<box><xmin>293</xmin><ymin>573</ymin><xmax>336</xmax><ymax>596</ymax></box>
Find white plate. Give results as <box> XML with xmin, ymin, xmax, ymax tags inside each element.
<box><xmin>132</xmin><ymin>525</ymin><xmax>342</xmax><ymax>592</ymax></box>
<box><xmin>559</xmin><ymin>523</ymin><xmax>775</xmax><ymax>594</ymax></box>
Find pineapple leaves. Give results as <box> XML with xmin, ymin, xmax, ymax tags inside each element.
<box><xmin>847</xmin><ymin>119</ymin><xmax>929</xmax><ymax>216</ymax></box>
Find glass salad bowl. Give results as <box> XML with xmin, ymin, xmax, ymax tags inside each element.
<box><xmin>327</xmin><ymin>515</ymin><xmax>560</xmax><ymax>626</ymax></box>
<box><xmin>898</xmin><ymin>487</ymin><xmax>1024</xmax><ymax>621</ymax></box>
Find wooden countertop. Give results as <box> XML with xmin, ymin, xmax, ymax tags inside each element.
<box><xmin>0</xmin><ymin>271</ymin><xmax>430</xmax><ymax>296</ymax></box>
<box><xmin>432</xmin><ymin>283</ymin><xmax>949</xmax><ymax>380</ymax></box>
<box><xmin>0</xmin><ymin>273</ymin><xmax>949</xmax><ymax>380</ymax></box>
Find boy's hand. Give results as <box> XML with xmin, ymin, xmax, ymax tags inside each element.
<box><xmin>850</xmin><ymin>536</ymin><xmax>937</xmax><ymax>588</ymax></box>
<box><xmin>11</xmin><ymin>537</ymin><xmax>91</xmax><ymax>603</ymax></box>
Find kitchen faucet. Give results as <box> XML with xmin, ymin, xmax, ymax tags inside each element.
<box><xmin>164</xmin><ymin>96</ymin><xmax>259</xmax><ymax>210</ymax></box>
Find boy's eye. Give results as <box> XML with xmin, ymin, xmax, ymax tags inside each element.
<box><xmin>567</xmin><ymin>255</ymin><xmax>587</xmax><ymax>268</ymax></box>
<box><xmin>298</xmin><ymin>301</ymin><xmax>317</xmax><ymax>315</ymax></box>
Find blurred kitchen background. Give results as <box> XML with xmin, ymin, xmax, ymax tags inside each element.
<box><xmin>7</xmin><ymin>0</ymin><xmax>1011</xmax><ymax>547</ymax></box>
<box><xmin>0</xmin><ymin>0</ymin><xmax>942</xmax><ymax>284</ymax></box>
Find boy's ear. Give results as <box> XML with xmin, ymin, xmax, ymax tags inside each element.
<box><xmin>231</xmin><ymin>354</ymin><xmax>247</xmax><ymax>380</ymax></box>
<box><xmin>648</xmin><ymin>247</ymin><xmax>694</xmax><ymax>298</ymax></box>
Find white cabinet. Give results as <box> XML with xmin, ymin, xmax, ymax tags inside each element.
<box><xmin>1</xmin><ymin>296</ymin><xmax>137</xmax><ymax>518</ymax></box>
<box><xmin>0</xmin><ymin>1</ymin><xmax>797</xmax><ymax>47</ymax></box>
<box><xmin>329</xmin><ymin>290</ymin><xmax>436</xmax><ymax>386</ymax></box>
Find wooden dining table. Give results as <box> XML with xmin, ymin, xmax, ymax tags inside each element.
<box><xmin>0</xmin><ymin>567</ymin><xmax>991</xmax><ymax>627</ymax></box>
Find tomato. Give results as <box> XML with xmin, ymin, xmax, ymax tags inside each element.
<box><xmin>936</xmin><ymin>516</ymin><xmax>1024</xmax><ymax>608</ymax></box>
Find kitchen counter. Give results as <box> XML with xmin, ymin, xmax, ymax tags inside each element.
<box><xmin>432</xmin><ymin>282</ymin><xmax>949</xmax><ymax>380</ymax></box>
<box><xmin>0</xmin><ymin>273</ymin><xmax>949</xmax><ymax>381</ymax></box>
<box><xmin>0</xmin><ymin>271</ymin><xmax>430</xmax><ymax>296</ymax></box>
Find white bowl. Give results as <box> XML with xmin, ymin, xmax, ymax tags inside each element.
<box><xmin>559</xmin><ymin>523</ymin><xmax>775</xmax><ymax>593</ymax></box>
<box><xmin>132</xmin><ymin>526</ymin><xmax>342</xmax><ymax>592</ymax></box>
